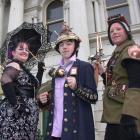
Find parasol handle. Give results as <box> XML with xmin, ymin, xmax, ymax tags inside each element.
<box><xmin>28</xmin><ymin>50</ymin><xmax>47</xmax><ymax>70</ymax></box>
<box><xmin>54</xmin><ymin>30</ymin><xmax>59</xmax><ymax>36</ymax></box>
<box><xmin>92</xmin><ymin>61</ymin><xmax>100</xmax><ymax>86</ymax></box>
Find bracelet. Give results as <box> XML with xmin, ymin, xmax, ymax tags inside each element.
<box><xmin>13</xmin><ymin>104</ymin><xmax>20</xmax><ymax>110</ymax></box>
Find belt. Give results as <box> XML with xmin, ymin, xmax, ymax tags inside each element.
<box><xmin>16</xmin><ymin>86</ymin><xmax>34</xmax><ymax>98</ymax></box>
<box><xmin>108</xmin><ymin>81</ymin><xmax>128</xmax><ymax>97</ymax></box>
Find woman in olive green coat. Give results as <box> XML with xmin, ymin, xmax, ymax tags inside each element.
<box><xmin>99</xmin><ymin>14</ymin><xmax>140</xmax><ymax>140</ymax></box>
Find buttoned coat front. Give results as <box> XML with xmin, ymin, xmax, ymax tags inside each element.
<box><xmin>44</xmin><ymin>59</ymin><xmax>97</xmax><ymax>140</ymax></box>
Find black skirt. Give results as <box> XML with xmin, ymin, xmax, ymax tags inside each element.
<box><xmin>0</xmin><ymin>97</ymin><xmax>39</xmax><ymax>140</ymax></box>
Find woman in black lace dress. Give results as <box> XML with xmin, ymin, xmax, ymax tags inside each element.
<box><xmin>0</xmin><ymin>38</ymin><xmax>44</xmax><ymax>140</ymax></box>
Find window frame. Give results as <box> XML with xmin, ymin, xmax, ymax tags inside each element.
<box><xmin>46</xmin><ymin>0</ymin><xmax>64</xmax><ymax>43</ymax></box>
<box><xmin>105</xmin><ymin>0</ymin><xmax>131</xmax><ymax>24</ymax></box>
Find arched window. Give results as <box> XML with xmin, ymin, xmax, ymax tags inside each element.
<box><xmin>46</xmin><ymin>0</ymin><xmax>64</xmax><ymax>42</ymax></box>
<box><xmin>106</xmin><ymin>0</ymin><xmax>131</xmax><ymax>24</ymax></box>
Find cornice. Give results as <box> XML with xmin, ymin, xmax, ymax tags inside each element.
<box><xmin>24</xmin><ymin>5</ymin><xmax>42</xmax><ymax>13</ymax></box>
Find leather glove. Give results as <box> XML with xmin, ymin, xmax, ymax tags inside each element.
<box><xmin>2</xmin><ymin>82</ymin><xmax>31</xmax><ymax>115</ymax></box>
<box><xmin>38</xmin><ymin>61</ymin><xmax>45</xmax><ymax>71</ymax></box>
<box><xmin>121</xmin><ymin>114</ymin><xmax>136</xmax><ymax>126</ymax></box>
<box><xmin>36</xmin><ymin>62</ymin><xmax>45</xmax><ymax>85</ymax></box>
<box><xmin>120</xmin><ymin>114</ymin><xmax>139</xmax><ymax>139</ymax></box>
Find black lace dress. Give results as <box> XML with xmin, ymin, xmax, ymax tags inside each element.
<box><xmin>0</xmin><ymin>61</ymin><xmax>40</xmax><ymax>140</ymax></box>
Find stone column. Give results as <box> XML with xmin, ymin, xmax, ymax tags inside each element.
<box><xmin>64</xmin><ymin>0</ymin><xmax>70</xmax><ymax>24</ymax></box>
<box><xmin>0</xmin><ymin>0</ymin><xmax>5</xmax><ymax>47</ymax></box>
<box><xmin>69</xmin><ymin>0</ymin><xmax>90</xmax><ymax>61</ymax></box>
<box><xmin>8</xmin><ymin>0</ymin><xmax>24</xmax><ymax>32</ymax></box>
<box><xmin>99</xmin><ymin>0</ymin><xmax>107</xmax><ymax>31</ymax></box>
<box><xmin>133</xmin><ymin>0</ymin><xmax>140</xmax><ymax>23</ymax></box>
<box><xmin>128</xmin><ymin>0</ymin><xmax>140</xmax><ymax>24</ymax></box>
<box><xmin>94</xmin><ymin>0</ymin><xmax>101</xmax><ymax>32</ymax></box>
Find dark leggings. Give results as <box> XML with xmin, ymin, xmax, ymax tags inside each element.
<box><xmin>104</xmin><ymin>123</ymin><xmax>140</xmax><ymax>140</ymax></box>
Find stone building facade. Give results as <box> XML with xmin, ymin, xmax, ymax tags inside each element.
<box><xmin>0</xmin><ymin>0</ymin><xmax>140</xmax><ymax>139</ymax></box>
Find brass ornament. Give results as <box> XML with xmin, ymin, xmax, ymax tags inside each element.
<box><xmin>57</xmin><ymin>68</ymin><xmax>65</xmax><ymax>76</ymax></box>
<box><xmin>48</xmin><ymin>67</ymin><xmax>65</xmax><ymax>78</ymax></box>
<box><xmin>70</xmin><ymin>67</ymin><xmax>77</xmax><ymax>76</ymax></box>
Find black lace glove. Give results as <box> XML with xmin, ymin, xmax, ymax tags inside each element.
<box><xmin>2</xmin><ymin>82</ymin><xmax>17</xmax><ymax>106</ymax></box>
<box><xmin>36</xmin><ymin>62</ymin><xmax>45</xmax><ymax>85</ymax></box>
<box><xmin>38</xmin><ymin>62</ymin><xmax>45</xmax><ymax>71</ymax></box>
<box><xmin>120</xmin><ymin>114</ymin><xmax>139</xmax><ymax>139</ymax></box>
<box><xmin>2</xmin><ymin>82</ymin><xmax>31</xmax><ymax>115</ymax></box>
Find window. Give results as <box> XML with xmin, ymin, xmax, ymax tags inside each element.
<box><xmin>106</xmin><ymin>0</ymin><xmax>131</xmax><ymax>24</ymax></box>
<box><xmin>106</xmin><ymin>0</ymin><xmax>127</xmax><ymax>7</ymax></box>
<box><xmin>92</xmin><ymin>2</ymin><xmax>97</xmax><ymax>32</ymax></box>
<box><xmin>46</xmin><ymin>0</ymin><xmax>64</xmax><ymax>42</ymax></box>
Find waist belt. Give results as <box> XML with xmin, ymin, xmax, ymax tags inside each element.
<box><xmin>108</xmin><ymin>80</ymin><xmax>128</xmax><ymax>97</ymax></box>
<box><xmin>16</xmin><ymin>86</ymin><xmax>34</xmax><ymax>98</ymax></box>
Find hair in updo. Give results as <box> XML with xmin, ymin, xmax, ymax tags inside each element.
<box><xmin>10</xmin><ymin>37</ymin><xmax>30</xmax><ymax>50</ymax></box>
<box><xmin>8</xmin><ymin>37</ymin><xmax>30</xmax><ymax>59</ymax></box>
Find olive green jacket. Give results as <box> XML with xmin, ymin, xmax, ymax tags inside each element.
<box><xmin>101</xmin><ymin>40</ymin><xmax>140</xmax><ymax>133</ymax></box>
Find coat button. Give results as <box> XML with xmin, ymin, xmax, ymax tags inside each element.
<box><xmin>64</xmin><ymin>92</ymin><xmax>68</xmax><ymax>96</ymax></box>
<box><xmin>64</xmin><ymin>118</ymin><xmax>68</xmax><ymax>122</ymax></box>
<box><xmin>64</xmin><ymin>109</ymin><xmax>67</xmax><ymax>112</ymax></box>
<box><xmin>73</xmin><ymin>130</ymin><xmax>77</xmax><ymax>133</ymax></box>
<box><xmin>47</xmin><ymin>132</ymin><xmax>50</xmax><ymax>135</ymax></box>
<box><xmin>72</xmin><ymin>93</ymin><xmax>75</xmax><ymax>97</ymax></box>
<box><xmin>65</xmin><ymin>84</ymin><xmax>68</xmax><ymax>87</ymax></box>
<box><xmin>64</xmin><ymin>127</ymin><xmax>68</xmax><ymax>132</ymax></box>
<box><xmin>49</xmin><ymin>123</ymin><xmax>52</xmax><ymax>126</ymax></box>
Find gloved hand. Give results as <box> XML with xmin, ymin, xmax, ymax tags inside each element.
<box><xmin>36</xmin><ymin>62</ymin><xmax>45</xmax><ymax>85</ymax></box>
<box><xmin>38</xmin><ymin>61</ymin><xmax>45</xmax><ymax>71</ymax></box>
<box><xmin>120</xmin><ymin>114</ymin><xmax>139</xmax><ymax>139</ymax></box>
<box><xmin>121</xmin><ymin>114</ymin><xmax>136</xmax><ymax>126</ymax></box>
<box><xmin>2</xmin><ymin>82</ymin><xmax>31</xmax><ymax>115</ymax></box>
